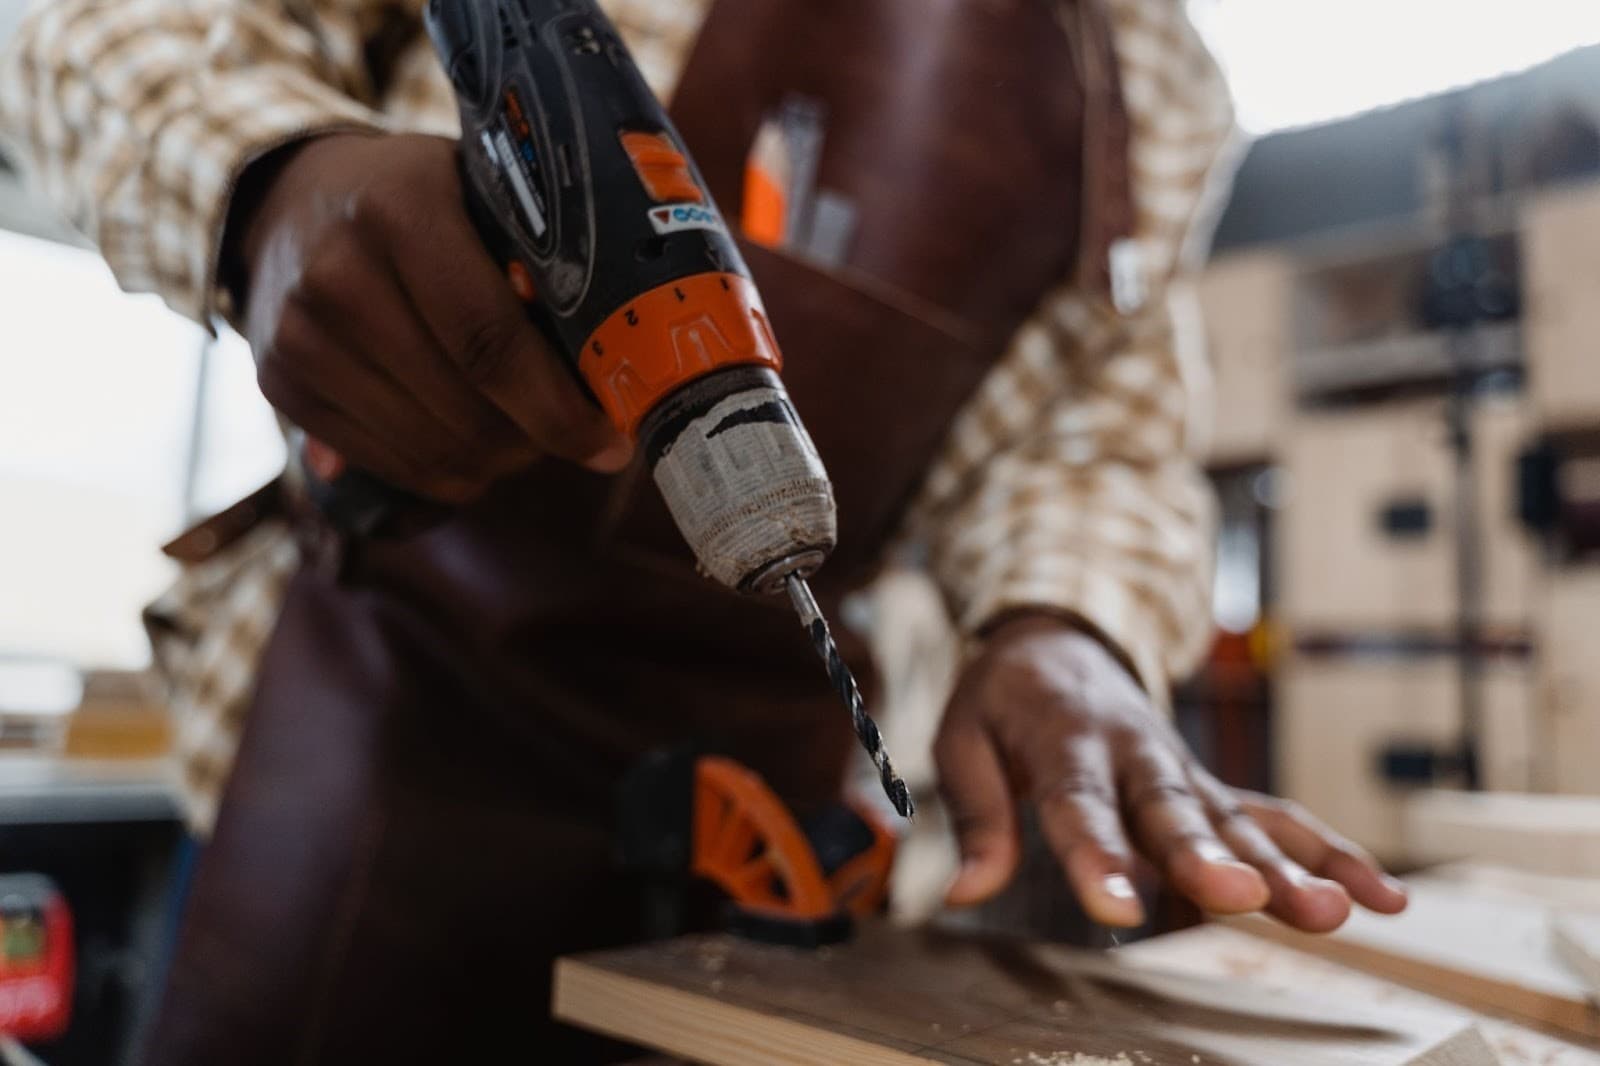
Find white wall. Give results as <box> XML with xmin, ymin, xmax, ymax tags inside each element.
<box><xmin>1191</xmin><ymin>0</ymin><xmax>1600</xmax><ymax>134</ymax></box>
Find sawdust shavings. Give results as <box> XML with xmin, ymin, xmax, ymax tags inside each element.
<box><xmin>1010</xmin><ymin>1054</ymin><xmax>1138</xmax><ymax>1066</ymax></box>
<box><xmin>693</xmin><ymin>941</ymin><xmax>730</xmax><ymax>995</ymax></box>
<box><xmin>695</xmin><ymin>942</ymin><xmax>729</xmax><ymax>974</ymax></box>
<box><xmin>1217</xmin><ymin>951</ymin><xmax>1270</xmax><ymax>979</ymax></box>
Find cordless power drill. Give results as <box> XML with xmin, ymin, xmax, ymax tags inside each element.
<box><xmin>413</xmin><ymin>0</ymin><xmax>911</xmax><ymax>816</ymax></box>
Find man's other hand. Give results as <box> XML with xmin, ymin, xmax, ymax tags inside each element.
<box><xmin>231</xmin><ymin>132</ymin><xmax>632</xmax><ymax>503</ymax></box>
<box><xmin>933</xmin><ymin>615</ymin><xmax>1409</xmax><ymax>932</ymax></box>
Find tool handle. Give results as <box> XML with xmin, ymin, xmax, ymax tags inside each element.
<box><xmin>290</xmin><ymin>430</ymin><xmax>447</xmax><ymax>540</ymax></box>
<box><xmin>293</xmin><ymin>156</ymin><xmax>529</xmax><ymax>540</ymax></box>
<box><xmin>298</xmin><ymin>457</ymin><xmax>417</xmax><ymax>540</ymax></box>
<box><xmin>426</xmin><ymin>0</ymin><xmax>781</xmax><ymax>437</ymax></box>
<box><xmin>310</xmin><ymin>0</ymin><xmax>715</xmax><ymax>539</ymax></box>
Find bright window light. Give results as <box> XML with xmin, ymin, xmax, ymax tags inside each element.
<box><xmin>1189</xmin><ymin>0</ymin><xmax>1600</xmax><ymax>134</ymax></box>
<box><xmin>0</xmin><ymin>230</ymin><xmax>283</xmax><ymax>667</ymax></box>
<box><xmin>0</xmin><ymin>232</ymin><xmax>192</xmax><ymax>666</ymax></box>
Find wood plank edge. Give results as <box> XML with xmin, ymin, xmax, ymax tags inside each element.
<box><xmin>1408</xmin><ymin>1024</ymin><xmax>1501</xmax><ymax>1066</ymax></box>
<box><xmin>1552</xmin><ymin>915</ymin><xmax>1600</xmax><ymax>1003</ymax></box>
<box><xmin>1222</xmin><ymin>918</ymin><xmax>1600</xmax><ymax>1044</ymax></box>
<box><xmin>552</xmin><ymin>958</ymin><xmax>943</xmax><ymax>1066</ymax></box>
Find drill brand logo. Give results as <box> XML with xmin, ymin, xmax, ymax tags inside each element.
<box><xmin>648</xmin><ymin>203</ymin><xmax>725</xmax><ymax>237</ymax></box>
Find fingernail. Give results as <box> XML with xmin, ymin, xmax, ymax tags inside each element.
<box><xmin>1382</xmin><ymin>875</ymin><xmax>1408</xmax><ymax>895</ymax></box>
<box><xmin>1092</xmin><ymin>875</ymin><xmax>1146</xmax><ymax>927</ymax></box>
<box><xmin>1196</xmin><ymin>842</ymin><xmax>1239</xmax><ymax>866</ymax></box>
<box><xmin>1102</xmin><ymin>874</ymin><xmax>1138</xmax><ymax>901</ymax></box>
<box><xmin>1292</xmin><ymin>869</ymin><xmax>1339</xmax><ymax>891</ymax></box>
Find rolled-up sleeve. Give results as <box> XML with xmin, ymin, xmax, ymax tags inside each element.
<box><xmin>0</xmin><ymin>0</ymin><xmax>395</xmax><ymax>322</ymax></box>
<box><xmin>925</xmin><ymin>294</ymin><xmax>1217</xmax><ymax>706</ymax></box>
<box><xmin>914</xmin><ymin>0</ymin><xmax>1236</xmax><ymax>705</ymax></box>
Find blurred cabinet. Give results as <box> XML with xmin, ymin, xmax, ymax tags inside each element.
<box><xmin>1279</xmin><ymin>401</ymin><xmax>1453</xmax><ymax>631</ymax></box>
<box><xmin>1535</xmin><ymin>565</ymin><xmax>1600</xmax><ymax>795</ymax></box>
<box><xmin>1277</xmin><ymin>655</ymin><xmax>1534</xmax><ymax>860</ymax></box>
<box><xmin>1523</xmin><ymin>182</ymin><xmax>1600</xmax><ymax>430</ymax></box>
<box><xmin>1278</xmin><ymin>396</ymin><xmax>1536</xmax><ymax>633</ymax></box>
<box><xmin>1196</xmin><ymin>252</ymin><xmax>1292</xmax><ymax>467</ymax></box>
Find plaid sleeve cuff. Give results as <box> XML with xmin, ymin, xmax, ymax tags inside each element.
<box><xmin>959</xmin><ymin>566</ymin><xmax>1175</xmax><ymax>711</ymax></box>
<box><xmin>927</xmin><ymin>452</ymin><xmax>1218</xmax><ymax>712</ymax></box>
<box><xmin>124</xmin><ymin>70</ymin><xmax>387</xmax><ymax>324</ymax></box>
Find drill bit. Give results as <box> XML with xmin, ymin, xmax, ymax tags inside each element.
<box><xmin>785</xmin><ymin>574</ymin><xmax>914</xmax><ymax>819</ymax></box>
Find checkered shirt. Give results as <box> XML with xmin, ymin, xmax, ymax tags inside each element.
<box><xmin>1</xmin><ymin>0</ymin><xmax>1237</xmax><ymax>833</ymax></box>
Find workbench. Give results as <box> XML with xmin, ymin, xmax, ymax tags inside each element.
<box><xmin>576</xmin><ymin>922</ymin><xmax>1600</xmax><ymax>1066</ymax></box>
<box><xmin>1126</xmin><ymin>924</ymin><xmax>1599</xmax><ymax>1066</ymax></box>
<box><xmin>0</xmin><ymin>755</ymin><xmax>181</xmax><ymax>825</ymax></box>
<box><xmin>0</xmin><ymin>754</ymin><xmax>185</xmax><ymax>1066</ymax></box>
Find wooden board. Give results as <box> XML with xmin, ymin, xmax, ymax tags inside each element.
<box><xmin>1279</xmin><ymin>401</ymin><xmax>1455</xmax><ymax>631</ymax></box>
<box><xmin>554</xmin><ymin>923</ymin><xmax>1497</xmax><ymax>1065</ymax></box>
<box><xmin>1120</xmin><ymin>924</ymin><xmax>1600</xmax><ymax>1066</ymax></box>
<box><xmin>1277</xmin><ymin>396</ymin><xmax>1536</xmax><ymax>633</ymax></box>
<box><xmin>1535</xmin><ymin>567</ymin><xmax>1600</xmax><ymax>796</ymax></box>
<box><xmin>1554</xmin><ymin>914</ymin><xmax>1600</xmax><ymax>1001</ymax></box>
<box><xmin>1228</xmin><ymin>884</ymin><xmax>1600</xmax><ymax>1042</ymax></box>
<box><xmin>1278</xmin><ymin>657</ymin><xmax>1535</xmax><ymax>860</ymax></box>
<box><xmin>1195</xmin><ymin>251</ymin><xmax>1293</xmax><ymax>467</ymax></box>
<box><xmin>1402</xmin><ymin>792</ymin><xmax>1600</xmax><ymax>877</ymax></box>
<box><xmin>1523</xmin><ymin>182</ymin><xmax>1600</xmax><ymax>431</ymax></box>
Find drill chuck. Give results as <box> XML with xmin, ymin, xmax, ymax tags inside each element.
<box><xmin>639</xmin><ymin>366</ymin><xmax>836</xmax><ymax>593</ymax></box>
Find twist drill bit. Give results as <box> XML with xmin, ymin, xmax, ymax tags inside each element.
<box><xmin>785</xmin><ymin>574</ymin><xmax>914</xmax><ymax>819</ymax></box>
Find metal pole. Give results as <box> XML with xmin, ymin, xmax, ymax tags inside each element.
<box><xmin>180</xmin><ymin>331</ymin><xmax>213</xmax><ymax>525</ymax></box>
<box><xmin>1447</xmin><ymin>327</ymin><xmax>1484</xmax><ymax>790</ymax></box>
<box><xmin>1437</xmin><ymin>103</ymin><xmax>1488</xmax><ymax>791</ymax></box>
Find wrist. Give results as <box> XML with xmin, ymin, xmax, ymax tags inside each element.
<box><xmin>220</xmin><ymin>131</ymin><xmax>374</xmax><ymax>308</ymax></box>
<box><xmin>979</xmin><ymin>609</ymin><xmax>1143</xmax><ymax>689</ymax></box>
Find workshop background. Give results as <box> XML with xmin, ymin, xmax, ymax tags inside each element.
<box><xmin>2</xmin><ymin>2</ymin><xmax>1600</xmax><ymax>1064</ymax></box>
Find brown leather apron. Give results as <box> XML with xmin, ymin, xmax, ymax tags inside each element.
<box><xmin>144</xmin><ymin>1</ymin><xmax>1127</xmax><ymax>1062</ymax></box>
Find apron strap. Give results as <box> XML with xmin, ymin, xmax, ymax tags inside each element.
<box><xmin>1061</xmin><ymin>0</ymin><xmax>1138</xmax><ymax>302</ymax></box>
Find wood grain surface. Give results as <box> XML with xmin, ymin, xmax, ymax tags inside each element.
<box><xmin>1118</xmin><ymin>925</ymin><xmax>1599</xmax><ymax>1066</ymax></box>
<box><xmin>554</xmin><ymin>922</ymin><xmax>1495</xmax><ymax>1065</ymax></box>
<box><xmin>1554</xmin><ymin>914</ymin><xmax>1600</xmax><ymax>1000</ymax></box>
<box><xmin>1228</xmin><ymin>884</ymin><xmax>1600</xmax><ymax>1042</ymax></box>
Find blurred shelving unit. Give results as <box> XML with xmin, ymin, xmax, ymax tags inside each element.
<box><xmin>0</xmin><ymin>125</ymin><xmax>213</xmax><ymax>1066</ymax></box>
<box><xmin>1192</xmin><ymin>61</ymin><xmax>1600</xmax><ymax>862</ymax></box>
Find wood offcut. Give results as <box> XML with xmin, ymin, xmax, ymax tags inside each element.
<box><xmin>1553</xmin><ymin>913</ymin><xmax>1600</xmax><ymax>1001</ymax></box>
<box><xmin>1229</xmin><ymin>884</ymin><xmax>1600</xmax><ymax>1042</ymax></box>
